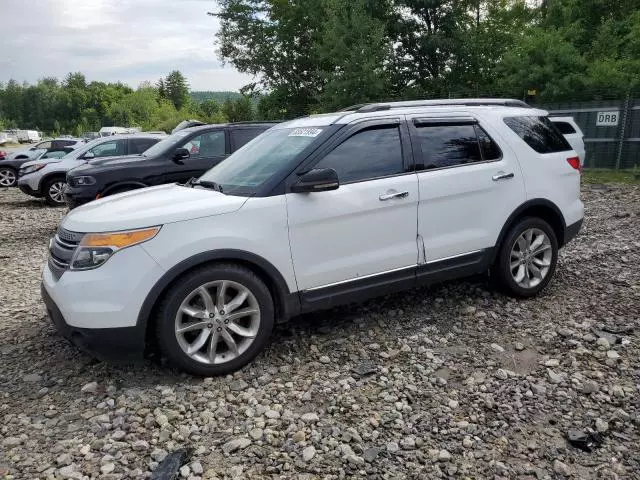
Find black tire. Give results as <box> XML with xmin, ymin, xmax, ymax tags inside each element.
<box><xmin>0</xmin><ymin>167</ymin><xmax>17</xmax><ymax>187</ymax></box>
<box><xmin>491</xmin><ymin>217</ymin><xmax>558</xmax><ymax>298</ymax></box>
<box><xmin>43</xmin><ymin>176</ymin><xmax>67</xmax><ymax>206</ymax></box>
<box><xmin>155</xmin><ymin>263</ymin><xmax>274</xmax><ymax>376</ymax></box>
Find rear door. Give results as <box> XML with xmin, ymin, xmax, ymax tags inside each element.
<box><xmin>128</xmin><ymin>137</ymin><xmax>161</xmax><ymax>155</ymax></box>
<box><xmin>229</xmin><ymin>128</ymin><xmax>266</xmax><ymax>153</ymax></box>
<box><xmin>408</xmin><ymin>115</ymin><xmax>526</xmax><ymax>265</ymax></box>
<box><xmin>161</xmin><ymin>129</ymin><xmax>228</xmax><ymax>184</ymax></box>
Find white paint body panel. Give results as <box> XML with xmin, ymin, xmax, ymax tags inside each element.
<box><xmin>62</xmin><ymin>184</ymin><xmax>248</xmax><ymax>233</ymax></box>
<box><xmin>141</xmin><ymin>195</ymin><xmax>298</xmax><ymax>292</ymax></box>
<box><xmin>42</xmin><ymin>245</ymin><xmax>165</xmax><ymax>329</ymax></box>
<box><xmin>286</xmin><ymin>175</ymin><xmax>419</xmax><ymax>290</ymax></box>
<box><xmin>409</xmin><ymin>112</ymin><xmax>527</xmax><ymax>261</ymax></box>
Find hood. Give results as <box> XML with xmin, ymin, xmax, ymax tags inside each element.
<box><xmin>85</xmin><ymin>154</ymin><xmax>145</xmax><ymax>168</ymax></box>
<box><xmin>21</xmin><ymin>157</ymin><xmax>64</xmax><ymax>169</ymax></box>
<box><xmin>62</xmin><ymin>183</ymin><xmax>249</xmax><ymax>232</ymax></box>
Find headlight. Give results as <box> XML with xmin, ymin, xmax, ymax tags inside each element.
<box><xmin>20</xmin><ymin>163</ymin><xmax>46</xmax><ymax>175</ymax></box>
<box><xmin>71</xmin><ymin>175</ymin><xmax>96</xmax><ymax>186</ymax></box>
<box><xmin>70</xmin><ymin>226</ymin><xmax>160</xmax><ymax>270</ymax></box>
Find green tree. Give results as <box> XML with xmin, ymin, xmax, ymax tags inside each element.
<box><xmin>164</xmin><ymin>70</ymin><xmax>190</xmax><ymax>110</ymax></box>
<box><xmin>315</xmin><ymin>0</ymin><xmax>391</xmax><ymax>110</ymax></box>
<box><xmin>222</xmin><ymin>96</ymin><xmax>253</xmax><ymax>122</ymax></box>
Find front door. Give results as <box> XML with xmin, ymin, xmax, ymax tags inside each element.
<box><xmin>286</xmin><ymin>118</ymin><xmax>419</xmax><ymax>293</ymax></box>
<box><xmin>407</xmin><ymin>115</ymin><xmax>526</xmax><ymax>263</ymax></box>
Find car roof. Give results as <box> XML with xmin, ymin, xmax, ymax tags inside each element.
<box><xmin>274</xmin><ymin>100</ymin><xmax>548</xmax><ymax>129</ymax></box>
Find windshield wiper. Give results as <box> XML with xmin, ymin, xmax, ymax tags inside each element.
<box><xmin>184</xmin><ymin>177</ymin><xmax>223</xmax><ymax>193</ymax></box>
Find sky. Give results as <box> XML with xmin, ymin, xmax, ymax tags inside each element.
<box><xmin>0</xmin><ymin>0</ymin><xmax>254</xmax><ymax>91</ymax></box>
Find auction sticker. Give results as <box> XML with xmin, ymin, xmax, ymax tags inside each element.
<box><xmin>289</xmin><ymin>128</ymin><xmax>322</xmax><ymax>137</ymax></box>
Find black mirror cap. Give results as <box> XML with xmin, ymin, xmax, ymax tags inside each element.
<box><xmin>291</xmin><ymin>168</ymin><xmax>339</xmax><ymax>193</ymax></box>
<box><xmin>173</xmin><ymin>147</ymin><xmax>190</xmax><ymax>162</ymax></box>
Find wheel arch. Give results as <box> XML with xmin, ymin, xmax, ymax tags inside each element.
<box><xmin>39</xmin><ymin>171</ymin><xmax>67</xmax><ymax>195</ymax></box>
<box><xmin>138</xmin><ymin>249</ymin><xmax>299</xmax><ymax>348</ymax></box>
<box><xmin>493</xmin><ymin>199</ymin><xmax>567</xmax><ymax>262</ymax></box>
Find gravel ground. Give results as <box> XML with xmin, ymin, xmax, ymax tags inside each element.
<box><xmin>0</xmin><ymin>185</ymin><xmax>639</xmax><ymax>480</ymax></box>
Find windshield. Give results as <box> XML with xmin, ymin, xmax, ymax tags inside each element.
<box><xmin>198</xmin><ymin>127</ymin><xmax>323</xmax><ymax>196</ymax></box>
<box><xmin>142</xmin><ymin>130</ymin><xmax>192</xmax><ymax>157</ymax></box>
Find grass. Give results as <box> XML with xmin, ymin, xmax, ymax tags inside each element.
<box><xmin>582</xmin><ymin>169</ymin><xmax>640</xmax><ymax>184</ymax></box>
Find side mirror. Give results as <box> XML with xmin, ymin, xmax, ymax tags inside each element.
<box><xmin>82</xmin><ymin>151</ymin><xmax>95</xmax><ymax>160</ymax></box>
<box><xmin>291</xmin><ymin>168</ymin><xmax>339</xmax><ymax>193</ymax></box>
<box><xmin>173</xmin><ymin>147</ymin><xmax>190</xmax><ymax>163</ymax></box>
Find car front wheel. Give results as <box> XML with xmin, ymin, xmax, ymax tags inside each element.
<box><xmin>44</xmin><ymin>177</ymin><xmax>67</xmax><ymax>206</ymax></box>
<box><xmin>492</xmin><ymin>217</ymin><xmax>558</xmax><ymax>298</ymax></box>
<box><xmin>155</xmin><ymin>264</ymin><xmax>274</xmax><ymax>376</ymax></box>
<box><xmin>0</xmin><ymin>167</ymin><xmax>17</xmax><ymax>187</ymax></box>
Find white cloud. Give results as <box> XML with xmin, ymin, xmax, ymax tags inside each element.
<box><xmin>0</xmin><ymin>0</ymin><xmax>255</xmax><ymax>91</ymax></box>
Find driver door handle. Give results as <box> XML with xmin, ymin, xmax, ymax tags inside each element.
<box><xmin>492</xmin><ymin>171</ymin><xmax>514</xmax><ymax>181</ymax></box>
<box><xmin>379</xmin><ymin>191</ymin><xmax>409</xmax><ymax>201</ymax></box>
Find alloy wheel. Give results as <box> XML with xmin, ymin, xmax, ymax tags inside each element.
<box><xmin>174</xmin><ymin>280</ymin><xmax>261</xmax><ymax>365</ymax></box>
<box><xmin>0</xmin><ymin>168</ymin><xmax>16</xmax><ymax>187</ymax></box>
<box><xmin>509</xmin><ymin>228</ymin><xmax>552</xmax><ymax>289</ymax></box>
<box><xmin>48</xmin><ymin>181</ymin><xmax>66</xmax><ymax>204</ymax></box>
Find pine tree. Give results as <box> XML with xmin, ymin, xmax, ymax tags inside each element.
<box><xmin>164</xmin><ymin>71</ymin><xmax>189</xmax><ymax>110</ymax></box>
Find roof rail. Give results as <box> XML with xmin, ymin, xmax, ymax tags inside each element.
<box><xmin>351</xmin><ymin>98</ymin><xmax>530</xmax><ymax>113</ymax></box>
<box><xmin>228</xmin><ymin>120</ymin><xmax>282</xmax><ymax>125</ymax></box>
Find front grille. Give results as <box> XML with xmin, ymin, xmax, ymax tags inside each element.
<box><xmin>49</xmin><ymin>228</ymin><xmax>83</xmax><ymax>276</ymax></box>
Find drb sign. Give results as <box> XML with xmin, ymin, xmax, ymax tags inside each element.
<box><xmin>596</xmin><ymin>111</ymin><xmax>619</xmax><ymax>126</ymax></box>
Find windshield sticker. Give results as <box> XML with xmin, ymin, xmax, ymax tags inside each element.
<box><xmin>289</xmin><ymin>128</ymin><xmax>322</xmax><ymax>137</ymax></box>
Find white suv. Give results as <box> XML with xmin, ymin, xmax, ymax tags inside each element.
<box><xmin>42</xmin><ymin>99</ymin><xmax>584</xmax><ymax>376</ymax></box>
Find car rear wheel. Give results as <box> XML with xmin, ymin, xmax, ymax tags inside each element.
<box><xmin>155</xmin><ymin>264</ymin><xmax>274</xmax><ymax>376</ymax></box>
<box><xmin>43</xmin><ymin>177</ymin><xmax>67</xmax><ymax>206</ymax></box>
<box><xmin>0</xmin><ymin>167</ymin><xmax>17</xmax><ymax>187</ymax></box>
<box><xmin>492</xmin><ymin>217</ymin><xmax>558</xmax><ymax>298</ymax></box>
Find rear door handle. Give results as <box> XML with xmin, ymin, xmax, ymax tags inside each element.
<box><xmin>379</xmin><ymin>191</ymin><xmax>409</xmax><ymax>201</ymax></box>
<box><xmin>492</xmin><ymin>171</ymin><xmax>514</xmax><ymax>181</ymax></box>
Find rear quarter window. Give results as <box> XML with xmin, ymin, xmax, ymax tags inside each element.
<box><xmin>230</xmin><ymin>129</ymin><xmax>265</xmax><ymax>151</ymax></box>
<box><xmin>551</xmin><ymin>121</ymin><xmax>577</xmax><ymax>135</ymax></box>
<box><xmin>504</xmin><ymin>116</ymin><xmax>572</xmax><ymax>153</ymax></box>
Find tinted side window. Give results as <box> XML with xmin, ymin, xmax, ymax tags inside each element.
<box><xmin>414</xmin><ymin>124</ymin><xmax>481</xmax><ymax>169</ymax></box>
<box><xmin>552</xmin><ymin>121</ymin><xmax>576</xmax><ymax>134</ymax></box>
<box><xmin>475</xmin><ymin>126</ymin><xmax>502</xmax><ymax>161</ymax></box>
<box><xmin>181</xmin><ymin>130</ymin><xmax>225</xmax><ymax>158</ymax></box>
<box><xmin>504</xmin><ymin>116</ymin><xmax>571</xmax><ymax>153</ymax></box>
<box><xmin>231</xmin><ymin>129</ymin><xmax>263</xmax><ymax>151</ymax></box>
<box><xmin>36</xmin><ymin>141</ymin><xmax>52</xmax><ymax>149</ymax></box>
<box><xmin>90</xmin><ymin>140</ymin><xmax>126</xmax><ymax>157</ymax></box>
<box><xmin>129</xmin><ymin>138</ymin><xmax>159</xmax><ymax>155</ymax></box>
<box><xmin>314</xmin><ymin>125</ymin><xmax>404</xmax><ymax>183</ymax></box>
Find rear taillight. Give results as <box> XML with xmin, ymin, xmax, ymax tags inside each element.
<box><xmin>567</xmin><ymin>156</ymin><xmax>581</xmax><ymax>173</ymax></box>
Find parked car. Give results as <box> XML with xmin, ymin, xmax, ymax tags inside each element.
<box><xmin>42</xmin><ymin>99</ymin><xmax>584</xmax><ymax>375</ymax></box>
<box><xmin>81</xmin><ymin>132</ymin><xmax>100</xmax><ymax>142</ymax></box>
<box><xmin>64</xmin><ymin>122</ymin><xmax>277</xmax><ymax>209</ymax></box>
<box><xmin>0</xmin><ymin>138</ymin><xmax>82</xmax><ymax>187</ymax></box>
<box><xmin>17</xmin><ymin>134</ymin><xmax>165</xmax><ymax>206</ymax></box>
<box><xmin>17</xmin><ymin>130</ymin><xmax>42</xmax><ymax>143</ymax></box>
<box><xmin>43</xmin><ymin>99</ymin><xmax>583</xmax><ymax>376</ymax></box>
<box><xmin>550</xmin><ymin>117</ymin><xmax>585</xmax><ymax>166</ymax></box>
<box><xmin>172</xmin><ymin>120</ymin><xmax>206</xmax><ymax>133</ymax></box>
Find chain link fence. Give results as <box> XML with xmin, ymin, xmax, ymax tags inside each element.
<box><xmin>539</xmin><ymin>97</ymin><xmax>639</xmax><ymax>170</ymax></box>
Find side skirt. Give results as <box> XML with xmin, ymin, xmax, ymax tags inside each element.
<box><xmin>299</xmin><ymin>248</ymin><xmax>494</xmax><ymax>314</ymax></box>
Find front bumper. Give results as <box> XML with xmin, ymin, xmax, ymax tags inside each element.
<box><xmin>42</xmin><ymin>284</ymin><xmax>145</xmax><ymax>362</ymax></box>
<box><xmin>41</xmin><ymin>244</ymin><xmax>166</xmax><ymax>360</ymax></box>
<box><xmin>17</xmin><ymin>174</ymin><xmax>42</xmax><ymax>197</ymax></box>
<box><xmin>64</xmin><ymin>185</ymin><xmax>99</xmax><ymax>209</ymax></box>
<box><xmin>18</xmin><ymin>182</ymin><xmax>41</xmax><ymax>197</ymax></box>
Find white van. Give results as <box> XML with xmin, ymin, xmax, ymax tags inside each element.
<box><xmin>99</xmin><ymin>126</ymin><xmax>128</xmax><ymax>137</ymax></box>
<box><xmin>17</xmin><ymin>130</ymin><xmax>42</xmax><ymax>143</ymax></box>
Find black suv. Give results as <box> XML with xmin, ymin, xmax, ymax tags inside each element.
<box><xmin>65</xmin><ymin>122</ymin><xmax>277</xmax><ymax>209</ymax></box>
